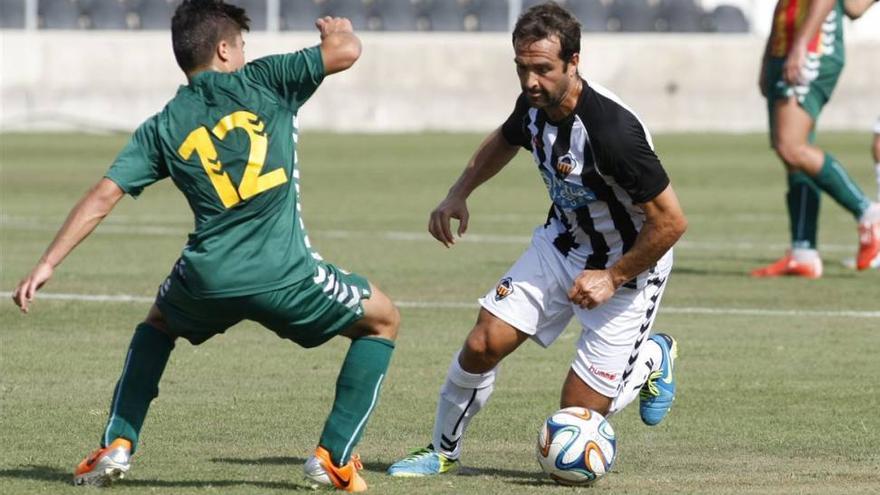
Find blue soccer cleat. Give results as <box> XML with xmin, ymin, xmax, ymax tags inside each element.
<box><xmin>639</xmin><ymin>333</ymin><xmax>678</xmax><ymax>426</ymax></box>
<box><xmin>386</xmin><ymin>446</ymin><xmax>458</xmax><ymax>477</ymax></box>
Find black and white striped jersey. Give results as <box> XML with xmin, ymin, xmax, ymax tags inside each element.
<box><xmin>501</xmin><ymin>79</ymin><xmax>670</xmax><ymax>277</ymax></box>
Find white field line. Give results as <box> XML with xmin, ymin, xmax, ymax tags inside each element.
<box><xmin>0</xmin><ymin>216</ymin><xmax>856</xmax><ymax>253</ymax></box>
<box><xmin>3</xmin><ymin>292</ymin><xmax>878</xmax><ymax>319</ymax></box>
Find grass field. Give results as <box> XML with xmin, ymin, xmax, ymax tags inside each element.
<box><xmin>1</xmin><ymin>131</ymin><xmax>879</xmax><ymax>494</ymax></box>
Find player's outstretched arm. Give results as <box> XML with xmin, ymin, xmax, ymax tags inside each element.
<box><xmin>428</xmin><ymin>128</ymin><xmax>519</xmax><ymax>247</ymax></box>
<box><xmin>569</xmin><ymin>184</ymin><xmax>687</xmax><ymax>309</ymax></box>
<box><xmin>12</xmin><ymin>178</ymin><xmax>125</xmax><ymax>313</ymax></box>
<box><xmin>316</xmin><ymin>16</ymin><xmax>361</xmax><ymax>75</ymax></box>
<box><xmin>783</xmin><ymin>0</ymin><xmax>837</xmax><ymax>85</ymax></box>
<box><xmin>843</xmin><ymin>0</ymin><xmax>877</xmax><ymax>18</ymax></box>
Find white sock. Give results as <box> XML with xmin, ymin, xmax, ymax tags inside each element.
<box><xmin>607</xmin><ymin>340</ymin><xmax>661</xmax><ymax>416</ymax></box>
<box><xmin>858</xmin><ymin>202</ymin><xmax>880</xmax><ymax>224</ymax></box>
<box><xmin>431</xmin><ymin>351</ymin><xmax>497</xmax><ymax>460</ymax></box>
<box><xmin>791</xmin><ymin>247</ymin><xmax>820</xmax><ymax>263</ymax></box>
<box><xmin>874</xmin><ymin>163</ymin><xmax>880</xmax><ymax>202</ymax></box>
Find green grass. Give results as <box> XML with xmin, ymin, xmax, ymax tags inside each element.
<box><xmin>1</xmin><ymin>131</ymin><xmax>879</xmax><ymax>494</ymax></box>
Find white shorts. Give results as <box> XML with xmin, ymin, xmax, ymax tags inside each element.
<box><xmin>478</xmin><ymin>226</ymin><xmax>672</xmax><ymax>398</ymax></box>
<box><xmin>874</xmin><ymin>117</ymin><xmax>880</xmax><ymax>135</ymax></box>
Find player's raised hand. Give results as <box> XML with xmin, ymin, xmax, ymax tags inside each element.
<box><xmin>316</xmin><ymin>16</ymin><xmax>354</xmax><ymax>38</ymax></box>
<box><xmin>12</xmin><ymin>261</ymin><xmax>54</xmax><ymax>314</ymax></box>
<box><xmin>316</xmin><ymin>16</ymin><xmax>361</xmax><ymax>75</ymax></box>
<box><xmin>568</xmin><ymin>269</ymin><xmax>615</xmax><ymax>310</ymax></box>
<box><xmin>428</xmin><ymin>195</ymin><xmax>469</xmax><ymax>248</ymax></box>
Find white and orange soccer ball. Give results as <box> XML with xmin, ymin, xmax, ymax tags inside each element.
<box><xmin>536</xmin><ymin>407</ymin><xmax>616</xmax><ymax>485</ymax></box>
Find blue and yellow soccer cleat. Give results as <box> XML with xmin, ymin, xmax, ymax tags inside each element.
<box><xmin>639</xmin><ymin>333</ymin><xmax>678</xmax><ymax>426</ymax></box>
<box><xmin>386</xmin><ymin>446</ymin><xmax>459</xmax><ymax>477</ymax></box>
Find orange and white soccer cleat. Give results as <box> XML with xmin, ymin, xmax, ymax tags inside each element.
<box><xmin>751</xmin><ymin>251</ymin><xmax>823</xmax><ymax>279</ymax></box>
<box><xmin>303</xmin><ymin>446</ymin><xmax>367</xmax><ymax>492</ymax></box>
<box><xmin>73</xmin><ymin>438</ymin><xmax>132</xmax><ymax>487</ymax></box>
<box><xmin>856</xmin><ymin>220</ymin><xmax>880</xmax><ymax>270</ymax></box>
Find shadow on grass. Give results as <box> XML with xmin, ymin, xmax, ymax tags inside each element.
<box><xmin>124</xmin><ymin>479</ymin><xmax>312</xmax><ymax>489</ymax></box>
<box><xmin>212</xmin><ymin>455</ymin><xmax>387</xmax><ymax>475</ymax></box>
<box><xmin>0</xmin><ymin>463</ymin><xmax>312</xmax><ymax>490</ymax></box>
<box><xmin>456</xmin><ymin>465</ymin><xmax>546</xmax><ymax>483</ymax></box>
<box><xmin>212</xmin><ymin>456</ymin><xmax>546</xmax><ymax>484</ymax></box>
<box><xmin>0</xmin><ymin>465</ymin><xmax>69</xmax><ymax>484</ymax></box>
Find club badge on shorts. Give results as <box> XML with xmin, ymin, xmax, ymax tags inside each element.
<box><xmin>495</xmin><ymin>277</ymin><xmax>513</xmax><ymax>301</ymax></box>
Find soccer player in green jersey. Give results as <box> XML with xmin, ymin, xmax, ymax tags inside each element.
<box><xmin>12</xmin><ymin>1</ymin><xmax>396</xmax><ymax>491</ymax></box>
<box><xmin>753</xmin><ymin>0</ymin><xmax>880</xmax><ymax>277</ymax></box>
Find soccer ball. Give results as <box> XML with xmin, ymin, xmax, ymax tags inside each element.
<box><xmin>535</xmin><ymin>407</ymin><xmax>616</xmax><ymax>485</ymax></box>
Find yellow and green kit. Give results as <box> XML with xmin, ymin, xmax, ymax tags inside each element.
<box><xmin>106</xmin><ymin>46</ymin><xmax>370</xmax><ymax>344</ymax></box>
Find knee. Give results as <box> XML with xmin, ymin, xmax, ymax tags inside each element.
<box><xmin>144</xmin><ymin>305</ymin><xmax>177</xmax><ymax>341</ymax></box>
<box><xmin>462</xmin><ymin>328</ymin><xmax>504</xmax><ymax>370</ymax></box>
<box><xmin>872</xmin><ymin>137</ymin><xmax>880</xmax><ymax>162</ymax></box>
<box><xmin>381</xmin><ymin>302</ymin><xmax>401</xmax><ymax>340</ymax></box>
<box><xmin>773</xmin><ymin>140</ymin><xmax>809</xmax><ymax>169</ymax></box>
<box><xmin>362</xmin><ymin>299</ymin><xmax>400</xmax><ymax>341</ymax></box>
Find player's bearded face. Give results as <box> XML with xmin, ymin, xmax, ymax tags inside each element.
<box><xmin>514</xmin><ymin>37</ymin><xmax>576</xmax><ymax>109</ymax></box>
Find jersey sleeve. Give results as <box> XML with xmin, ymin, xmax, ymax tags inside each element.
<box><xmin>104</xmin><ymin>115</ymin><xmax>168</xmax><ymax>198</ymax></box>
<box><xmin>598</xmin><ymin>112</ymin><xmax>669</xmax><ymax>204</ymax></box>
<box><xmin>500</xmin><ymin>94</ymin><xmax>532</xmax><ymax>150</ymax></box>
<box><xmin>242</xmin><ymin>46</ymin><xmax>326</xmax><ymax>110</ymax></box>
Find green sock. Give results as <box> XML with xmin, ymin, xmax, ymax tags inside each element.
<box><xmin>811</xmin><ymin>153</ymin><xmax>870</xmax><ymax>219</ymax></box>
<box><xmin>319</xmin><ymin>336</ymin><xmax>395</xmax><ymax>466</ymax></box>
<box><xmin>787</xmin><ymin>172</ymin><xmax>821</xmax><ymax>250</ymax></box>
<box><xmin>102</xmin><ymin>323</ymin><xmax>174</xmax><ymax>454</ymax></box>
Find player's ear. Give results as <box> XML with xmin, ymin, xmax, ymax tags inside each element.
<box><xmin>568</xmin><ymin>53</ymin><xmax>580</xmax><ymax>76</ymax></box>
<box><xmin>216</xmin><ymin>39</ymin><xmax>230</xmax><ymax>63</ymax></box>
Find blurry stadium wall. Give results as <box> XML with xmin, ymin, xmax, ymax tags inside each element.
<box><xmin>1</xmin><ymin>31</ymin><xmax>878</xmax><ymax>133</ymax></box>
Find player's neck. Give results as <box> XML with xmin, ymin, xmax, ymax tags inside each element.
<box><xmin>544</xmin><ymin>76</ymin><xmax>582</xmax><ymax>122</ymax></box>
<box><xmin>186</xmin><ymin>61</ymin><xmax>233</xmax><ymax>83</ymax></box>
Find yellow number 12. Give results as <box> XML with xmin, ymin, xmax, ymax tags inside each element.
<box><xmin>178</xmin><ymin>111</ymin><xmax>288</xmax><ymax>208</ymax></box>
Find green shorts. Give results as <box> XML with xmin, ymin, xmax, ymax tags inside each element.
<box><xmin>765</xmin><ymin>56</ymin><xmax>842</xmax><ymax>141</ymax></box>
<box><xmin>155</xmin><ymin>260</ymin><xmax>372</xmax><ymax>347</ymax></box>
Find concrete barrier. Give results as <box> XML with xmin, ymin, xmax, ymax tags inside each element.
<box><xmin>1</xmin><ymin>31</ymin><xmax>877</xmax><ymax>133</ymax></box>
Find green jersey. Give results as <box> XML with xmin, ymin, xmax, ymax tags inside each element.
<box><xmin>106</xmin><ymin>46</ymin><xmax>325</xmax><ymax>297</ymax></box>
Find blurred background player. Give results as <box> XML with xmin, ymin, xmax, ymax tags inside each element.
<box><xmin>874</xmin><ymin>116</ymin><xmax>880</xmax><ymax>202</ymax></box>
<box><xmin>11</xmin><ymin>1</ymin><xmax>397</xmax><ymax>491</ymax></box>
<box><xmin>846</xmin><ymin>0</ymin><xmax>880</xmax><ymax>211</ymax></box>
<box><xmin>752</xmin><ymin>0</ymin><xmax>880</xmax><ymax>278</ymax></box>
<box><xmin>386</xmin><ymin>2</ymin><xmax>687</xmax><ymax>477</ymax></box>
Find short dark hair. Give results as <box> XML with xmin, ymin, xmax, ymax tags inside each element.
<box><xmin>512</xmin><ymin>1</ymin><xmax>581</xmax><ymax>63</ymax></box>
<box><xmin>171</xmin><ymin>0</ymin><xmax>250</xmax><ymax>73</ymax></box>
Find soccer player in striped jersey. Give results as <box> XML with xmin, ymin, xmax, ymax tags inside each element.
<box><xmin>387</xmin><ymin>2</ymin><xmax>687</xmax><ymax>478</ymax></box>
<box><xmin>752</xmin><ymin>0</ymin><xmax>880</xmax><ymax>277</ymax></box>
<box><xmin>12</xmin><ymin>1</ymin><xmax>397</xmax><ymax>491</ymax></box>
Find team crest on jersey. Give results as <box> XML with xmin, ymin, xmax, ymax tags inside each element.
<box><xmin>555</xmin><ymin>154</ymin><xmax>576</xmax><ymax>177</ymax></box>
<box><xmin>495</xmin><ymin>277</ymin><xmax>514</xmax><ymax>301</ymax></box>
